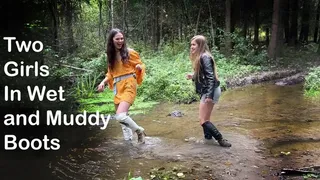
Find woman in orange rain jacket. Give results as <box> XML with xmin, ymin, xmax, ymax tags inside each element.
<box><xmin>97</xmin><ymin>28</ymin><xmax>146</xmax><ymax>144</ymax></box>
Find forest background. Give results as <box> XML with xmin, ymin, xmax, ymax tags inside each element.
<box><xmin>1</xmin><ymin>0</ymin><xmax>320</xmax><ymax>119</ymax></box>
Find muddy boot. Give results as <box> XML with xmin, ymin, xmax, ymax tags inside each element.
<box><xmin>218</xmin><ymin>138</ymin><xmax>231</xmax><ymax>147</ymax></box>
<box><xmin>202</xmin><ymin>121</ymin><xmax>231</xmax><ymax>147</ymax></box>
<box><xmin>116</xmin><ymin>112</ymin><xmax>145</xmax><ymax>143</ymax></box>
<box><xmin>202</xmin><ymin>125</ymin><xmax>214</xmax><ymax>145</ymax></box>
<box><xmin>136</xmin><ymin>130</ymin><xmax>146</xmax><ymax>144</ymax></box>
<box><xmin>120</xmin><ymin>124</ymin><xmax>133</xmax><ymax>141</ymax></box>
<box><xmin>202</xmin><ymin>121</ymin><xmax>222</xmax><ymax>140</ymax></box>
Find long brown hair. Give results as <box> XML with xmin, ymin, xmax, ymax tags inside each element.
<box><xmin>106</xmin><ymin>28</ymin><xmax>129</xmax><ymax>70</ymax></box>
<box><xmin>189</xmin><ymin>35</ymin><xmax>219</xmax><ymax>81</ymax></box>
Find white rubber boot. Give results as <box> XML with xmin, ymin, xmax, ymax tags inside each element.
<box><xmin>116</xmin><ymin>112</ymin><xmax>145</xmax><ymax>143</ymax></box>
<box><xmin>120</xmin><ymin>124</ymin><xmax>133</xmax><ymax>141</ymax></box>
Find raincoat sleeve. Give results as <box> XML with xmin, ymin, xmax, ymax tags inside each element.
<box><xmin>129</xmin><ymin>49</ymin><xmax>146</xmax><ymax>85</ymax></box>
<box><xmin>106</xmin><ymin>66</ymin><xmax>114</xmax><ymax>90</ymax></box>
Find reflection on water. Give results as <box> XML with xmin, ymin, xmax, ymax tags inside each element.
<box><xmin>1</xmin><ymin>82</ymin><xmax>320</xmax><ymax>179</ymax></box>
<box><xmin>220</xmin><ymin>83</ymin><xmax>320</xmax><ymax>147</ymax></box>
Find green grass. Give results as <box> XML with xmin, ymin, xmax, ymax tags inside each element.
<box><xmin>78</xmin><ymin>90</ymin><xmax>158</xmax><ymax>115</ymax></box>
<box><xmin>304</xmin><ymin>66</ymin><xmax>320</xmax><ymax>98</ymax></box>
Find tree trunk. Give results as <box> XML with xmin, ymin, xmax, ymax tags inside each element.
<box><xmin>159</xmin><ymin>0</ymin><xmax>163</xmax><ymax>44</ymax></box>
<box><xmin>314</xmin><ymin>0</ymin><xmax>320</xmax><ymax>43</ymax></box>
<box><xmin>241</xmin><ymin>0</ymin><xmax>248</xmax><ymax>39</ymax></box>
<box><xmin>98</xmin><ymin>0</ymin><xmax>102</xmax><ymax>36</ymax></box>
<box><xmin>253</xmin><ymin>0</ymin><xmax>260</xmax><ymax>45</ymax></box>
<box><xmin>277</xmin><ymin>0</ymin><xmax>285</xmax><ymax>56</ymax></box>
<box><xmin>299</xmin><ymin>0</ymin><xmax>310</xmax><ymax>43</ymax></box>
<box><xmin>266</xmin><ymin>27</ymin><xmax>270</xmax><ymax>46</ymax></box>
<box><xmin>182</xmin><ymin>0</ymin><xmax>191</xmax><ymax>30</ymax></box>
<box><xmin>283</xmin><ymin>0</ymin><xmax>289</xmax><ymax>43</ymax></box>
<box><xmin>242</xmin><ymin>13</ymin><xmax>248</xmax><ymax>38</ymax></box>
<box><xmin>65</xmin><ymin>1</ymin><xmax>74</xmax><ymax>53</ymax></box>
<box><xmin>151</xmin><ymin>0</ymin><xmax>159</xmax><ymax>51</ymax></box>
<box><xmin>268</xmin><ymin>0</ymin><xmax>281</xmax><ymax>59</ymax></box>
<box><xmin>156</xmin><ymin>0</ymin><xmax>159</xmax><ymax>49</ymax></box>
<box><xmin>48</xmin><ymin>0</ymin><xmax>59</xmax><ymax>51</ymax></box>
<box><xmin>122</xmin><ymin>0</ymin><xmax>125</xmax><ymax>31</ymax></box>
<box><xmin>225</xmin><ymin>0</ymin><xmax>232</xmax><ymax>55</ymax></box>
<box><xmin>194</xmin><ymin>5</ymin><xmax>202</xmax><ymax>35</ymax></box>
<box><xmin>288</xmin><ymin>0</ymin><xmax>298</xmax><ymax>46</ymax></box>
<box><xmin>143</xmin><ymin>0</ymin><xmax>147</xmax><ymax>47</ymax></box>
<box><xmin>111</xmin><ymin>0</ymin><xmax>114</xmax><ymax>28</ymax></box>
<box><xmin>207</xmin><ymin>0</ymin><xmax>215</xmax><ymax>47</ymax></box>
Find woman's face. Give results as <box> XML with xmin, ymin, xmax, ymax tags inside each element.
<box><xmin>190</xmin><ymin>39</ymin><xmax>198</xmax><ymax>55</ymax></box>
<box><xmin>113</xmin><ymin>32</ymin><xmax>124</xmax><ymax>50</ymax></box>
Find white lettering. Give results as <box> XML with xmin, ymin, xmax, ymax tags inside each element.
<box><xmin>3</xmin><ymin>37</ymin><xmax>16</xmax><ymax>52</ymax></box>
<box><xmin>27</xmin><ymin>86</ymin><xmax>65</xmax><ymax>101</ymax></box>
<box><xmin>16</xmin><ymin>40</ymin><xmax>32</xmax><ymax>52</ymax></box>
<box><xmin>4</xmin><ymin>135</ymin><xmax>17</xmax><ymax>150</ymax></box>
<box><xmin>4</xmin><ymin>135</ymin><xmax>60</xmax><ymax>150</ymax></box>
<box><xmin>3</xmin><ymin>61</ymin><xmax>50</xmax><ymax>77</ymax></box>
<box><xmin>47</xmin><ymin>110</ymin><xmax>61</xmax><ymax>126</ymax></box>
<box><xmin>4</xmin><ymin>111</ymin><xmax>40</xmax><ymax>126</ymax></box>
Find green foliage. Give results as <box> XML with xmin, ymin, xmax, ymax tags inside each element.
<box><xmin>124</xmin><ymin>171</ymin><xmax>143</xmax><ymax>180</ymax></box>
<box><xmin>73</xmin><ymin>71</ymin><xmax>102</xmax><ymax>99</ymax></box>
<box><xmin>138</xmin><ymin>49</ymin><xmax>198</xmax><ymax>103</ymax></box>
<box><xmin>304</xmin><ymin>66</ymin><xmax>320</xmax><ymax>97</ymax></box>
<box><xmin>80</xmin><ymin>53</ymin><xmax>107</xmax><ymax>73</ymax></box>
<box><xmin>230</xmin><ymin>32</ymin><xmax>269</xmax><ymax>66</ymax></box>
<box><xmin>303</xmin><ymin>173</ymin><xmax>319</xmax><ymax>179</ymax></box>
<box><xmin>137</xmin><ymin>42</ymin><xmax>262</xmax><ymax>103</ymax></box>
<box><xmin>72</xmin><ymin>2</ymin><xmax>108</xmax><ymax>58</ymax></box>
<box><xmin>215</xmin><ymin>29</ymin><xmax>269</xmax><ymax>66</ymax></box>
<box><xmin>149</xmin><ymin>167</ymin><xmax>186</xmax><ymax>180</ymax></box>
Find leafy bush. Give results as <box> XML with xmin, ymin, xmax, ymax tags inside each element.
<box><xmin>304</xmin><ymin>66</ymin><xmax>320</xmax><ymax>97</ymax></box>
<box><xmin>138</xmin><ymin>50</ymin><xmax>198</xmax><ymax>103</ymax></box>
<box><xmin>230</xmin><ymin>32</ymin><xmax>269</xmax><ymax>66</ymax></box>
<box><xmin>73</xmin><ymin>71</ymin><xmax>102</xmax><ymax>99</ymax></box>
<box><xmin>138</xmin><ymin>42</ymin><xmax>262</xmax><ymax>103</ymax></box>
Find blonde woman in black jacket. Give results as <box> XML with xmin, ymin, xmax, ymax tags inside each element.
<box><xmin>186</xmin><ymin>35</ymin><xmax>231</xmax><ymax>147</ymax></box>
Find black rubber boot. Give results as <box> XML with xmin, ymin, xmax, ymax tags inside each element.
<box><xmin>202</xmin><ymin>125</ymin><xmax>212</xmax><ymax>140</ymax></box>
<box><xmin>202</xmin><ymin>121</ymin><xmax>231</xmax><ymax>147</ymax></box>
<box><xmin>202</xmin><ymin>121</ymin><xmax>222</xmax><ymax>140</ymax></box>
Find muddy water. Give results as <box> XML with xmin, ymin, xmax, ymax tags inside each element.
<box><xmin>2</xmin><ymin>82</ymin><xmax>320</xmax><ymax>180</ymax></box>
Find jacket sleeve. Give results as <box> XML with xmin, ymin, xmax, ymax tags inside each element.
<box><xmin>128</xmin><ymin>49</ymin><xmax>145</xmax><ymax>85</ymax></box>
<box><xmin>201</xmin><ymin>55</ymin><xmax>216</xmax><ymax>99</ymax></box>
<box><xmin>106</xmin><ymin>66</ymin><xmax>114</xmax><ymax>90</ymax></box>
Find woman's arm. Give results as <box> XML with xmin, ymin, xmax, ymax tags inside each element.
<box><xmin>101</xmin><ymin>76</ymin><xmax>109</xmax><ymax>85</ymax></box>
<box><xmin>128</xmin><ymin>48</ymin><xmax>146</xmax><ymax>85</ymax></box>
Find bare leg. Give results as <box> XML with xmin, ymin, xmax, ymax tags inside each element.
<box><xmin>199</xmin><ymin>101</ymin><xmax>214</xmax><ymax>125</ymax></box>
<box><xmin>199</xmin><ymin>101</ymin><xmax>231</xmax><ymax>147</ymax></box>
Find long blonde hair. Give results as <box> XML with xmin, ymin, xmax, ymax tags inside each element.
<box><xmin>189</xmin><ymin>35</ymin><xmax>219</xmax><ymax>81</ymax></box>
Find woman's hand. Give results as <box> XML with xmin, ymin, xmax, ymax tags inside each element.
<box><xmin>205</xmin><ymin>98</ymin><xmax>213</xmax><ymax>103</ymax></box>
<box><xmin>97</xmin><ymin>81</ymin><xmax>105</xmax><ymax>92</ymax></box>
<box><xmin>186</xmin><ymin>73</ymin><xmax>193</xmax><ymax>80</ymax></box>
<box><xmin>135</xmin><ymin>64</ymin><xmax>142</xmax><ymax>71</ymax></box>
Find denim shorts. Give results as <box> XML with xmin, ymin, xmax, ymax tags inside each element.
<box><xmin>200</xmin><ymin>86</ymin><xmax>221</xmax><ymax>104</ymax></box>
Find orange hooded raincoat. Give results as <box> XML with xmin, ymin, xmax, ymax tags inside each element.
<box><xmin>106</xmin><ymin>49</ymin><xmax>145</xmax><ymax>105</ymax></box>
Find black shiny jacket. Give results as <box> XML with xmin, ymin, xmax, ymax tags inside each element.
<box><xmin>193</xmin><ymin>54</ymin><xmax>220</xmax><ymax>99</ymax></box>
